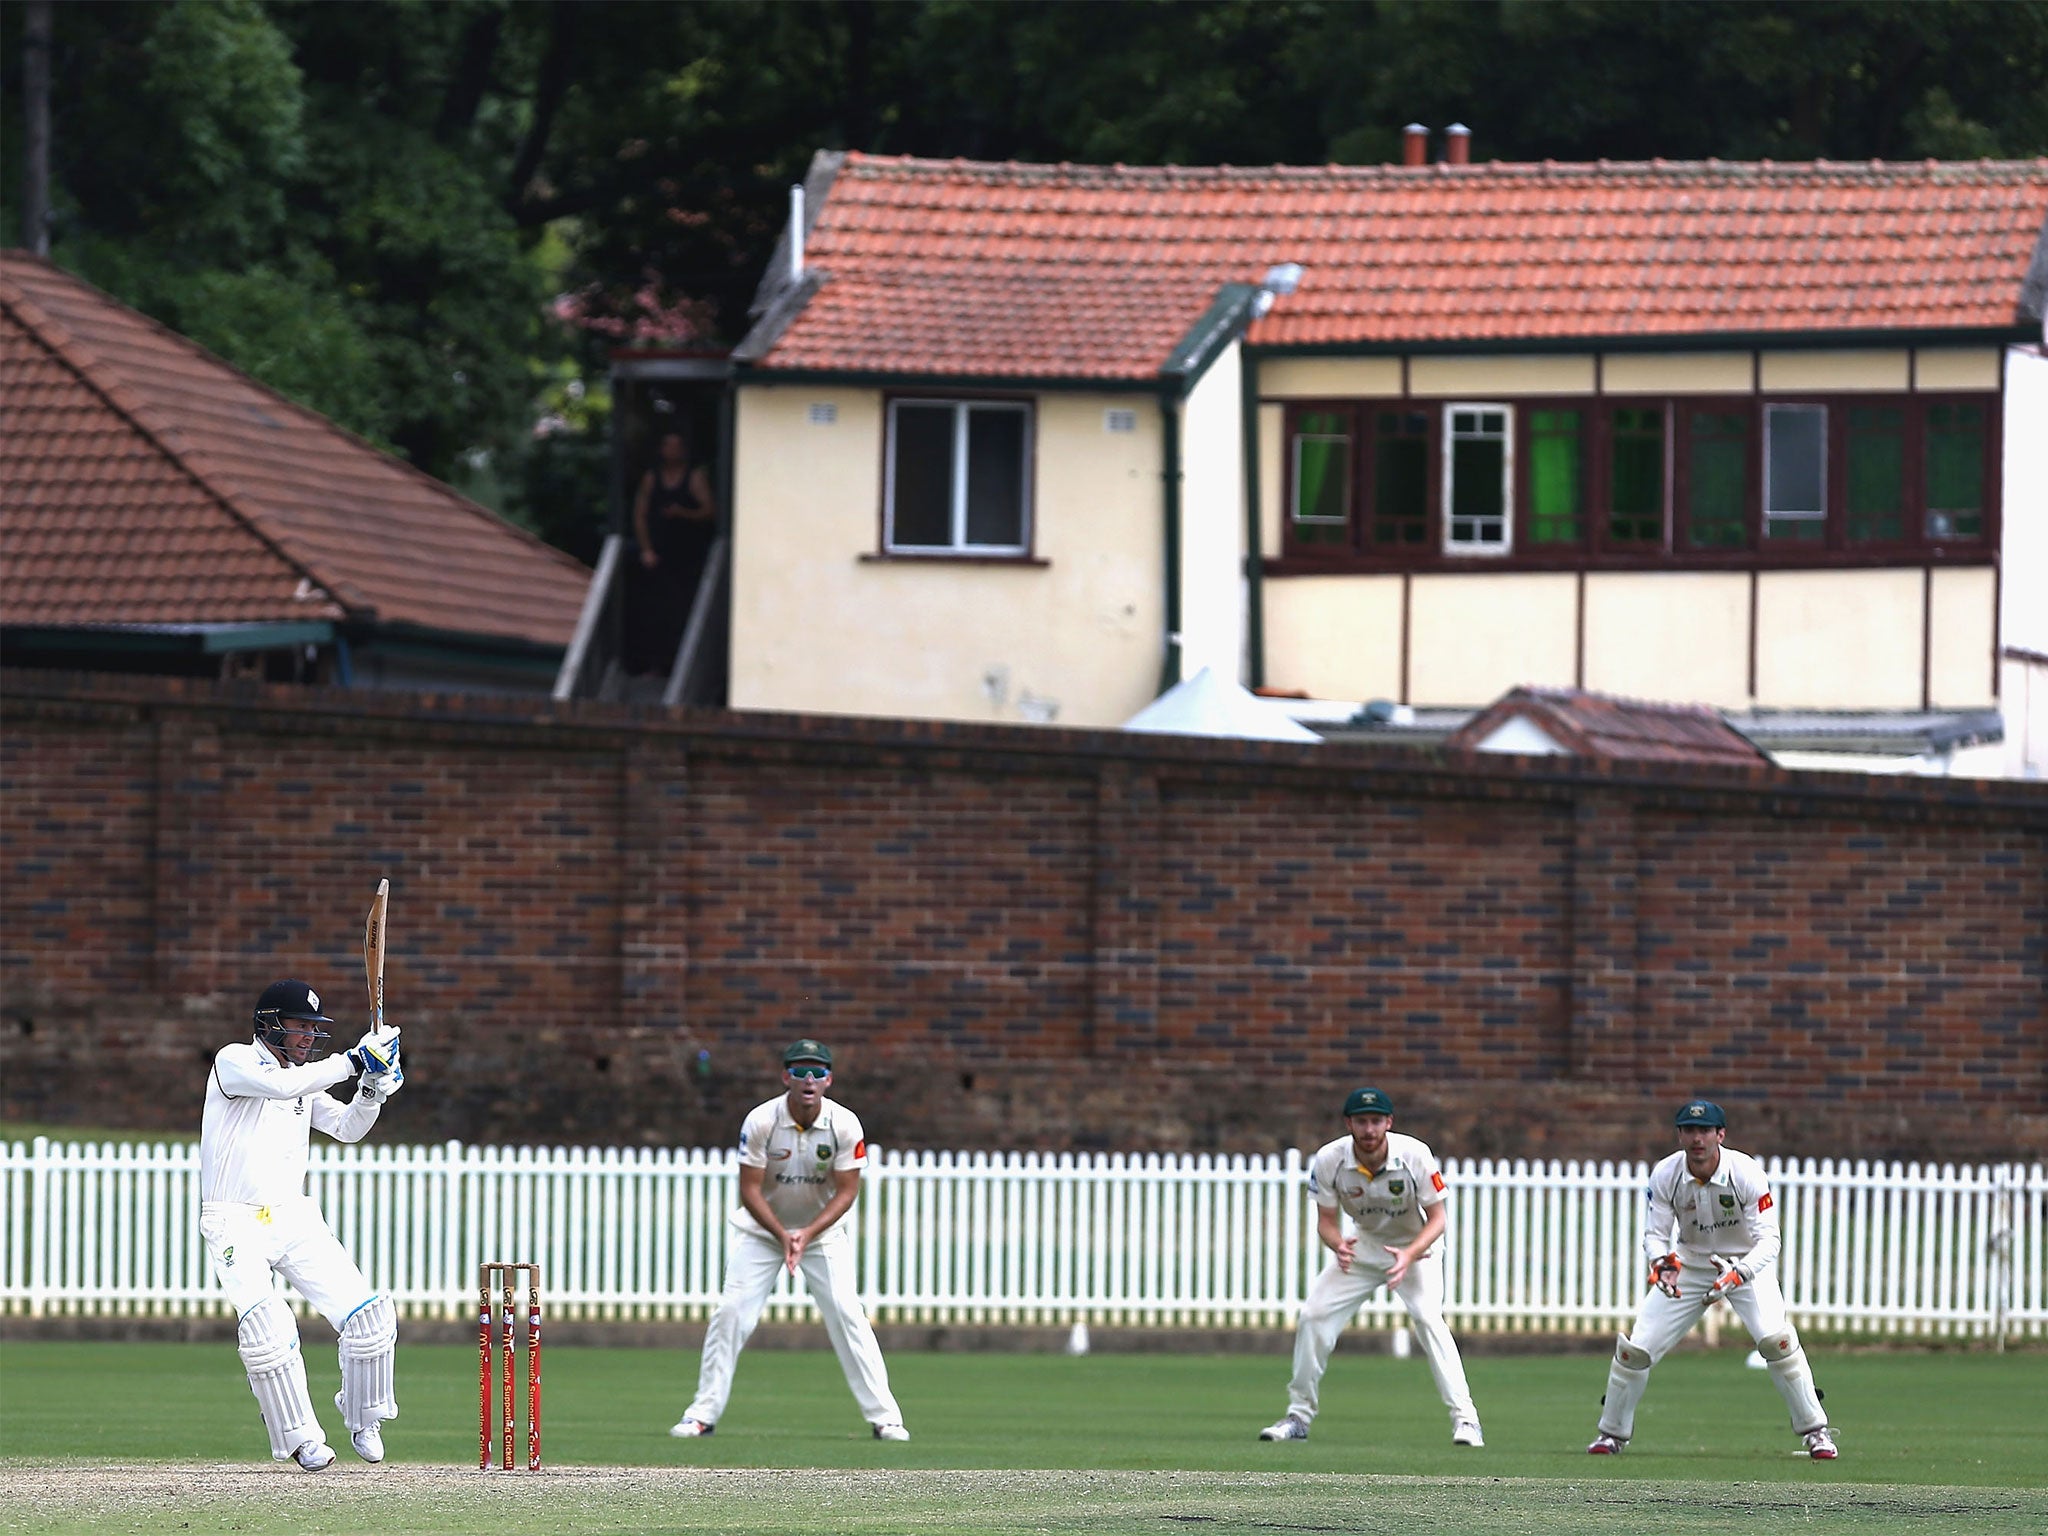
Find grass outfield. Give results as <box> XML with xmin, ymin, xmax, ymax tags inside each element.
<box><xmin>1</xmin><ymin>1343</ymin><xmax>2043</xmax><ymax>1534</ymax></box>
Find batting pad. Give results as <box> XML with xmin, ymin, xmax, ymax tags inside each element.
<box><xmin>238</xmin><ymin>1296</ymin><xmax>322</xmax><ymax>1460</ymax></box>
<box><xmin>1755</xmin><ymin>1325</ymin><xmax>1827</xmax><ymax>1434</ymax></box>
<box><xmin>338</xmin><ymin>1293</ymin><xmax>399</xmax><ymax>1429</ymax></box>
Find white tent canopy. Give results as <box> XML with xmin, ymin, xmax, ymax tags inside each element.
<box><xmin>1122</xmin><ymin>667</ymin><xmax>1322</xmax><ymax>743</ymax></box>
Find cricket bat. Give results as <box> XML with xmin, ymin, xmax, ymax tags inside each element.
<box><xmin>363</xmin><ymin>878</ymin><xmax>389</xmax><ymax>1031</ymax></box>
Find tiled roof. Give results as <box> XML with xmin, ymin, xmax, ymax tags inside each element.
<box><xmin>756</xmin><ymin>153</ymin><xmax>2048</xmax><ymax>380</ymax></box>
<box><xmin>1</xmin><ymin>253</ymin><xmax>588</xmax><ymax>647</ymax></box>
<box><xmin>1446</xmin><ymin>686</ymin><xmax>1771</xmax><ymax>766</ymax></box>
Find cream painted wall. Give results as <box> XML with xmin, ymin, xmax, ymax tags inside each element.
<box><xmin>1915</xmin><ymin>348</ymin><xmax>2002</xmax><ymax>390</ymax></box>
<box><xmin>1410</xmin><ymin>355</ymin><xmax>1595</xmax><ymax>396</ymax></box>
<box><xmin>1758</xmin><ymin>350</ymin><xmax>1910</xmax><ymax>391</ymax></box>
<box><xmin>1409</xmin><ymin>573</ymin><xmax>1577</xmax><ymax>704</ymax></box>
<box><xmin>1177</xmin><ymin>342</ymin><xmax>1247</xmax><ymax>685</ymax></box>
<box><xmin>729</xmin><ymin>385</ymin><xmax>1166</xmax><ymax>728</ymax></box>
<box><xmin>1754</xmin><ymin>569</ymin><xmax>1923</xmax><ymax>708</ymax></box>
<box><xmin>2001</xmin><ymin>653</ymin><xmax>2048</xmax><ymax>779</ymax></box>
<box><xmin>1260</xmin><ymin>358</ymin><xmax>1403</xmax><ymax>399</ymax></box>
<box><xmin>1260</xmin><ymin>575</ymin><xmax>1404</xmax><ymax>702</ymax></box>
<box><xmin>1926</xmin><ymin>566</ymin><xmax>1997</xmax><ymax>708</ymax></box>
<box><xmin>1582</xmin><ymin>573</ymin><xmax>1751</xmax><ymax>706</ymax></box>
<box><xmin>1600</xmin><ymin>352</ymin><xmax>1752</xmax><ymax>394</ymax></box>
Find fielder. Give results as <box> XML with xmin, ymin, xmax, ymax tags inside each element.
<box><xmin>1588</xmin><ymin>1099</ymin><xmax>1836</xmax><ymax>1459</ymax></box>
<box><xmin>671</xmin><ymin>1039</ymin><xmax>908</xmax><ymax>1442</ymax></box>
<box><xmin>200</xmin><ymin>980</ymin><xmax>404</xmax><ymax>1470</ymax></box>
<box><xmin>1260</xmin><ymin>1087</ymin><xmax>1484</xmax><ymax>1447</ymax></box>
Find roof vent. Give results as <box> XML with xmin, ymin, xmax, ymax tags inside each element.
<box><xmin>1446</xmin><ymin>124</ymin><xmax>1471</xmax><ymax>166</ymax></box>
<box><xmin>1402</xmin><ymin>124</ymin><xmax>1429</xmax><ymax>167</ymax></box>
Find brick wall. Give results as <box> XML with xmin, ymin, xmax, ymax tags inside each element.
<box><xmin>3</xmin><ymin>671</ymin><xmax>2043</xmax><ymax>1162</ymax></box>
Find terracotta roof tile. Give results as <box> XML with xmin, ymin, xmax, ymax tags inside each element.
<box><xmin>1</xmin><ymin>253</ymin><xmax>588</xmax><ymax>647</ymax></box>
<box><xmin>1446</xmin><ymin>686</ymin><xmax>1771</xmax><ymax>766</ymax></box>
<box><xmin>760</xmin><ymin>154</ymin><xmax>2048</xmax><ymax>379</ymax></box>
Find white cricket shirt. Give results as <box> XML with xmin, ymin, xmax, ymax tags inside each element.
<box><xmin>1305</xmin><ymin>1131</ymin><xmax>1448</xmax><ymax>1249</ymax></box>
<box><xmin>732</xmin><ymin>1094</ymin><xmax>868</xmax><ymax>1237</ymax></box>
<box><xmin>200</xmin><ymin>1039</ymin><xmax>380</xmax><ymax>1206</ymax></box>
<box><xmin>1642</xmin><ymin>1145</ymin><xmax>1782</xmax><ymax>1280</ymax></box>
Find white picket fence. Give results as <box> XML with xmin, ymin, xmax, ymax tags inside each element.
<box><xmin>3</xmin><ymin>1138</ymin><xmax>2042</xmax><ymax>1340</ymax></box>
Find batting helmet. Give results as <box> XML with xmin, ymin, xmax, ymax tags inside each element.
<box><xmin>254</xmin><ymin>979</ymin><xmax>333</xmax><ymax>1065</ymax></box>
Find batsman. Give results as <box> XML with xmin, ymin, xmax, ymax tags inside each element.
<box><xmin>198</xmin><ymin>885</ymin><xmax>405</xmax><ymax>1470</ymax></box>
<box><xmin>1588</xmin><ymin>1099</ymin><xmax>1836</xmax><ymax>1460</ymax></box>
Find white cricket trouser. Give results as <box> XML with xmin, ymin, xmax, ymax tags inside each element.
<box><xmin>1598</xmin><ymin>1264</ymin><xmax>1824</xmax><ymax>1440</ymax></box>
<box><xmin>1285</xmin><ymin>1247</ymin><xmax>1477</xmax><ymax>1427</ymax></box>
<box><xmin>685</xmin><ymin>1227</ymin><xmax>902</xmax><ymax>1428</ymax></box>
<box><xmin>200</xmin><ymin>1198</ymin><xmax>376</xmax><ymax>1325</ymax></box>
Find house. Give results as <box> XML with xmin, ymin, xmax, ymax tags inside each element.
<box><xmin>1441</xmin><ymin>685</ymin><xmax>1772</xmax><ymax>767</ymax></box>
<box><xmin>1</xmin><ymin>253</ymin><xmax>590</xmax><ymax>694</ymax></box>
<box><xmin>720</xmin><ymin>137</ymin><xmax>2048</xmax><ymax>776</ymax></box>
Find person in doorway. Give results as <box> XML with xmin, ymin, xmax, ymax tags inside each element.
<box><xmin>670</xmin><ymin>1039</ymin><xmax>908</xmax><ymax>1442</ymax></box>
<box><xmin>629</xmin><ymin>427</ymin><xmax>715</xmax><ymax>675</ymax></box>
<box><xmin>1260</xmin><ymin>1086</ymin><xmax>1484</xmax><ymax>1448</ymax></box>
<box><xmin>1586</xmin><ymin>1099</ymin><xmax>1836</xmax><ymax>1459</ymax></box>
<box><xmin>200</xmin><ymin>980</ymin><xmax>405</xmax><ymax>1470</ymax></box>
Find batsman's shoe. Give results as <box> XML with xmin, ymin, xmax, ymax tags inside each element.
<box><xmin>669</xmin><ymin>1417</ymin><xmax>714</xmax><ymax>1438</ymax></box>
<box><xmin>1804</xmin><ymin>1427</ymin><xmax>1839</xmax><ymax>1460</ymax></box>
<box><xmin>1259</xmin><ymin>1416</ymin><xmax>1309</xmax><ymax>1441</ymax></box>
<box><xmin>336</xmin><ymin>1393</ymin><xmax>384</xmax><ymax>1463</ymax></box>
<box><xmin>873</xmin><ymin>1423</ymin><xmax>911</xmax><ymax>1442</ymax></box>
<box><xmin>1451</xmin><ymin>1419</ymin><xmax>1485</xmax><ymax>1448</ymax></box>
<box><xmin>1587</xmin><ymin>1433</ymin><xmax>1624</xmax><ymax>1454</ymax></box>
<box><xmin>291</xmin><ymin>1439</ymin><xmax>337</xmax><ymax>1471</ymax></box>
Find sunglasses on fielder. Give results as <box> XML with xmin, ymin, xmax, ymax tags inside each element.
<box><xmin>786</xmin><ymin>1064</ymin><xmax>831</xmax><ymax>1080</ymax></box>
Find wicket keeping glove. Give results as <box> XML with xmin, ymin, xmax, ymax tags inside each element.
<box><xmin>346</xmin><ymin>1025</ymin><xmax>401</xmax><ymax>1077</ymax></box>
<box><xmin>1708</xmin><ymin>1259</ymin><xmax>1746</xmax><ymax>1303</ymax></box>
<box><xmin>1648</xmin><ymin>1253</ymin><xmax>1683</xmax><ymax>1299</ymax></box>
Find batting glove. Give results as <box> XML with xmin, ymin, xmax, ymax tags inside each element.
<box><xmin>361</xmin><ymin>1058</ymin><xmax>405</xmax><ymax>1103</ymax></box>
<box><xmin>346</xmin><ymin>1026</ymin><xmax>401</xmax><ymax>1076</ymax></box>
<box><xmin>1648</xmin><ymin>1253</ymin><xmax>1683</xmax><ymax>1299</ymax></box>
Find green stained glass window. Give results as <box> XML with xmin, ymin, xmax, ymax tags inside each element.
<box><xmin>1608</xmin><ymin>406</ymin><xmax>1664</xmax><ymax>544</ymax></box>
<box><xmin>1685</xmin><ymin>410</ymin><xmax>1748</xmax><ymax>549</ymax></box>
<box><xmin>1925</xmin><ymin>402</ymin><xmax>1985</xmax><ymax>541</ymax></box>
<box><xmin>1528</xmin><ymin>410</ymin><xmax>1582</xmax><ymax>544</ymax></box>
<box><xmin>1845</xmin><ymin>406</ymin><xmax>1904</xmax><ymax>544</ymax></box>
<box><xmin>1290</xmin><ymin>412</ymin><xmax>1352</xmax><ymax>548</ymax></box>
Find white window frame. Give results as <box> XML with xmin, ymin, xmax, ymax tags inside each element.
<box><xmin>1290</xmin><ymin>417</ymin><xmax>1353</xmax><ymax>526</ymax></box>
<box><xmin>1441</xmin><ymin>401</ymin><xmax>1514</xmax><ymax>556</ymax></box>
<box><xmin>884</xmin><ymin>398</ymin><xmax>1032</xmax><ymax>555</ymax></box>
<box><xmin>1763</xmin><ymin>402</ymin><xmax>1828</xmax><ymax>533</ymax></box>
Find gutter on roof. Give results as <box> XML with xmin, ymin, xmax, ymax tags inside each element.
<box><xmin>1</xmin><ymin>621</ymin><xmax>337</xmax><ymax>655</ymax></box>
<box><xmin>1246</xmin><ymin>325</ymin><xmax>2039</xmax><ymax>360</ymax></box>
<box><xmin>734</xmin><ymin>365</ymin><xmax>1163</xmax><ymax>393</ymax></box>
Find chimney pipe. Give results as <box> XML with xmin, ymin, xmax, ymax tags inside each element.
<box><xmin>1402</xmin><ymin>124</ymin><xmax>1428</xmax><ymax>168</ymax></box>
<box><xmin>1445</xmin><ymin>123</ymin><xmax>1471</xmax><ymax>166</ymax></box>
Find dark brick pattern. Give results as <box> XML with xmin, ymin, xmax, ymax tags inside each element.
<box><xmin>3</xmin><ymin>672</ymin><xmax>2043</xmax><ymax>1161</ymax></box>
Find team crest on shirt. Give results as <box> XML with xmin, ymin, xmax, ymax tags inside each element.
<box><xmin>1387</xmin><ymin>1180</ymin><xmax>1405</xmax><ymax>1195</ymax></box>
<box><xmin>1719</xmin><ymin>1194</ymin><xmax>1737</xmax><ymax>1208</ymax></box>
<box><xmin>815</xmin><ymin>1144</ymin><xmax>833</xmax><ymax>1162</ymax></box>
<box><xmin>222</xmin><ymin>1247</ymin><xmax>235</xmax><ymax>1265</ymax></box>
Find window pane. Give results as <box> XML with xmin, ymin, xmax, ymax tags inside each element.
<box><xmin>1528</xmin><ymin>409</ymin><xmax>1582</xmax><ymax>544</ymax></box>
<box><xmin>1765</xmin><ymin>404</ymin><xmax>1826</xmax><ymax>529</ymax></box>
<box><xmin>1608</xmin><ymin>406</ymin><xmax>1664</xmax><ymax>544</ymax></box>
<box><xmin>1845</xmin><ymin>406</ymin><xmax>1904</xmax><ymax>544</ymax></box>
<box><xmin>1371</xmin><ymin>412</ymin><xmax>1429</xmax><ymax>547</ymax></box>
<box><xmin>964</xmin><ymin>408</ymin><xmax>1026</xmax><ymax>546</ymax></box>
<box><xmin>1686</xmin><ymin>410</ymin><xmax>1748</xmax><ymax>549</ymax></box>
<box><xmin>1293</xmin><ymin>434</ymin><xmax>1351</xmax><ymax>525</ymax></box>
<box><xmin>1925</xmin><ymin>402</ymin><xmax>1985</xmax><ymax>540</ymax></box>
<box><xmin>891</xmin><ymin>405</ymin><xmax>955</xmax><ymax>547</ymax></box>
